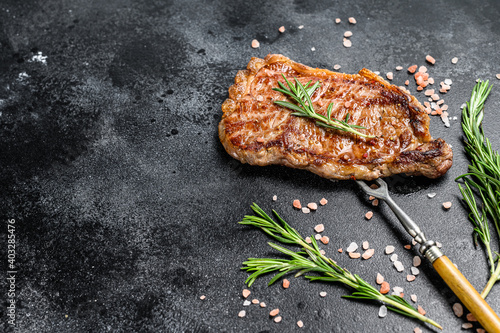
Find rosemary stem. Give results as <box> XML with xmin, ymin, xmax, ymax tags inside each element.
<box><xmin>482</xmin><ymin>262</ymin><xmax>500</xmax><ymax>298</ymax></box>
<box><xmin>378</xmin><ymin>295</ymin><xmax>443</xmax><ymax>330</ymax></box>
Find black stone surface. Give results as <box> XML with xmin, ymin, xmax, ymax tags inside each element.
<box><xmin>1</xmin><ymin>1</ymin><xmax>500</xmax><ymax>332</ymax></box>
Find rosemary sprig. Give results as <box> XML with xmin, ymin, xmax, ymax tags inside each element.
<box><xmin>239</xmin><ymin>203</ymin><xmax>442</xmax><ymax>329</ymax></box>
<box><xmin>272</xmin><ymin>74</ymin><xmax>375</xmax><ymax>138</ymax></box>
<box><xmin>456</xmin><ymin>80</ymin><xmax>500</xmax><ymax>298</ymax></box>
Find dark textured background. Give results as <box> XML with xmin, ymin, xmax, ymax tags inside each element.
<box><xmin>1</xmin><ymin>0</ymin><xmax>499</xmax><ymax>332</ymax></box>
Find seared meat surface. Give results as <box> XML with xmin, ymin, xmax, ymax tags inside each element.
<box><xmin>219</xmin><ymin>54</ymin><xmax>452</xmax><ymax>180</ymax></box>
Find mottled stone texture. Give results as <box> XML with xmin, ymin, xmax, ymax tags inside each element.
<box><xmin>0</xmin><ymin>1</ymin><xmax>499</xmax><ymax>332</ymax></box>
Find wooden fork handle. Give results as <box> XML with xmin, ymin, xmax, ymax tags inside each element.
<box><xmin>433</xmin><ymin>255</ymin><xmax>500</xmax><ymax>333</ymax></box>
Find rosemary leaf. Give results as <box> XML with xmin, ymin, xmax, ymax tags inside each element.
<box><xmin>239</xmin><ymin>203</ymin><xmax>442</xmax><ymax>329</ymax></box>
<box><xmin>457</xmin><ymin>80</ymin><xmax>500</xmax><ymax>298</ymax></box>
<box><xmin>272</xmin><ymin>74</ymin><xmax>375</xmax><ymax>138</ymax></box>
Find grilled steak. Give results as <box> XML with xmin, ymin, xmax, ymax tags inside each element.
<box><xmin>219</xmin><ymin>54</ymin><xmax>453</xmax><ymax>180</ymax></box>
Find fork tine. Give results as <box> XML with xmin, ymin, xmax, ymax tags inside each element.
<box><xmin>355</xmin><ymin>179</ymin><xmax>389</xmax><ymax>200</ymax></box>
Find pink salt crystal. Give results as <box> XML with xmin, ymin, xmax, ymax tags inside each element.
<box><xmin>314</xmin><ymin>224</ymin><xmax>325</xmax><ymax>233</ymax></box>
<box><xmin>362</xmin><ymin>249</ymin><xmax>375</xmax><ymax>260</ymax></box>
<box><xmin>443</xmin><ymin>201</ymin><xmax>452</xmax><ymax>209</ymax></box>
<box><xmin>307</xmin><ymin>202</ymin><xmax>318</xmax><ymax>210</ymax></box>
<box><xmin>452</xmin><ymin>303</ymin><xmax>464</xmax><ymax>317</ymax></box>
<box><xmin>293</xmin><ymin>199</ymin><xmax>301</xmax><ymax>209</ymax></box>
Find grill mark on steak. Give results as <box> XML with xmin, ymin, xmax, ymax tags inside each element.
<box><xmin>219</xmin><ymin>54</ymin><xmax>453</xmax><ymax>180</ymax></box>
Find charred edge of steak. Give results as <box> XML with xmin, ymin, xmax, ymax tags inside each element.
<box><xmin>391</xmin><ymin>138</ymin><xmax>453</xmax><ymax>179</ymax></box>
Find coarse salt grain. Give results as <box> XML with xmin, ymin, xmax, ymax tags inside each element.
<box><xmin>396</xmin><ymin>66</ymin><xmax>403</xmax><ymax>71</ymax></box>
<box><xmin>344</xmin><ymin>31</ymin><xmax>353</xmax><ymax>37</ymax></box>
<box><xmin>379</xmin><ymin>305</ymin><xmax>388</xmax><ymax>317</ymax></box>
<box><xmin>319</xmin><ymin>291</ymin><xmax>327</xmax><ymax>297</ymax></box>
<box><xmin>320</xmin><ymin>198</ymin><xmax>328</xmax><ymax>205</ymax></box>
<box><xmin>376</xmin><ymin>273</ymin><xmax>384</xmax><ymax>284</ymax></box>
<box><xmin>335</xmin><ymin>18</ymin><xmax>341</xmax><ymax>23</ymax></box>
<box><xmin>414</xmin><ymin>328</ymin><xmax>422</xmax><ymax>333</ymax></box>
<box><xmin>385</xmin><ymin>245</ymin><xmax>395</xmax><ymax>254</ymax></box>
<box><xmin>349</xmin><ymin>252</ymin><xmax>361</xmax><ymax>259</ymax></box>
<box><xmin>380</xmin><ymin>281</ymin><xmax>390</xmax><ymax>294</ymax></box>
<box><xmin>466</xmin><ymin>313</ymin><xmax>477</xmax><ymax>321</ymax></box>
<box><xmin>315</xmin><ymin>234</ymin><xmax>322</xmax><ymax>240</ymax></box>
<box><xmin>426</xmin><ymin>55</ymin><xmax>436</xmax><ymax>64</ymax></box>
<box><xmin>408</xmin><ymin>65</ymin><xmax>417</xmax><ymax>73</ymax></box>
<box><xmin>311</xmin><ymin>47</ymin><xmax>316</xmax><ymax>52</ymax></box>
<box><xmin>346</xmin><ymin>242</ymin><xmax>358</xmax><ymax>252</ymax></box>
<box><xmin>424</xmin><ymin>89</ymin><xmax>434</xmax><ymax>96</ymax></box>
<box><xmin>394</xmin><ymin>261</ymin><xmax>404</xmax><ymax>272</ymax></box>
<box><xmin>407</xmin><ymin>274</ymin><xmax>416</xmax><ymax>282</ymax></box>
<box><xmin>411</xmin><ymin>294</ymin><xmax>417</xmax><ymax>302</ymax></box>
<box><xmin>251</xmin><ymin>40</ymin><xmax>260</xmax><ymax>48</ymax></box>
<box><xmin>496</xmin><ymin>74</ymin><xmax>500</xmax><ymax>80</ymax></box>
<box><xmin>252</xmin><ymin>299</ymin><xmax>259</xmax><ymax>304</ymax></box>
<box><xmin>270</xmin><ymin>309</ymin><xmax>280</xmax><ymax>317</ymax></box>
<box><xmin>443</xmin><ymin>201</ymin><xmax>452</xmax><ymax>209</ymax></box>
<box><xmin>319</xmin><ymin>249</ymin><xmax>326</xmax><ymax>255</ymax></box>
<box><xmin>413</xmin><ymin>256</ymin><xmax>421</xmax><ymax>267</ymax></box>
<box><xmin>243</xmin><ymin>300</ymin><xmax>251</xmax><ymax>306</ymax></box>
<box><xmin>283</xmin><ymin>279</ymin><xmax>290</xmax><ymax>289</ymax></box>
<box><xmin>297</xmin><ymin>320</ymin><xmax>304</xmax><ymax>328</ymax></box>
<box><xmin>343</xmin><ymin>39</ymin><xmax>352</xmax><ymax>48</ymax></box>
<box><xmin>314</xmin><ymin>224</ymin><xmax>325</xmax><ymax>233</ymax></box>
<box><xmin>390</xmin><ymin>254</ymin><xmax>398</xmax><ymax>262</ymax></box>
<box><xmin>393</xmin><ymin>286</ymin><xmax>404</xmax><ymax>294</ymax></box>
<box><xmin>404</xmin><ymin>244</ymin><xmax>411</xmax><ymax>250</ymax></box>
<box><xmin>273</xmin><ymin>195</ymin><xmax>277</xmax><ymax>201</ymax></box>
<box><xmin>417</xmin><ymin>305</ymin><xmax>426</xmax><ymax>315</ymax></box>
<box><xmin>320</xmin><ymin>236</ymin><xmax>330</xmax><ymax>244</ymax></box>
<box><xmin>418</xmin><ymin>66</ymin><xmax>427</xmax><ymax>73</ymax></box>
<box><xmin>238</xmin><ymin>310</ymin><xmax>246</xmax><ymax>317</ymax></box>
<box><xmin>308</xmin><ymin>202</ymin><xmax>318</xmax><ymax>210</ymax></box>
<box><xmin>451</xmin><ymin>57</ymin><xmax>458</xmax><ymax>64</ymax></box>
<box><xmin>348</xmin><ymin>17</ymin><xmax>356</xmax><ymax>24</ymax></box>
<box><xmin>411</xmin><ymin>267</ymin><xmax>420</xmax><ymax>275</ymax></box>
<box><xmin>365</xmin><ymin>211</ymin><xmax>373</xmax><ymax>220</ymax></box>
<box><xmin>242</xmin><ymin>289</ymin><xmax>251</xmax><ymax>298</ymax></box>
<box><xmin>274</xmin><ymin>316</ymin><xmax>282</xmax><ymax>323</ymax></box>
<box><xmin>427</xmin><ymin>192</ymin><xmax>436</xmax><ymax>198</ymax></box>
<box><xmin>302</xmin><ymin>207</ymin><xmax>310</xmax><ymax>214</ymax></box>
<box><xmin>452</xmin><ymin>303</ymin><xmax>464</xmax><ymax>317</ymax></box>
<box><xmin>362</xmin><ymin>248</ymin><xmax>375</xmax><ymax>260</ymax></box>
<box><xmin>372</xmin><ymin>199</ymin><xmax>379</xmax><ymax>206</ymax></box>
<box><xmin>260</xmin><ymin>302</ymin><xmax>266</xmax><ymax>308</ymax></box>
<box><xmin>305</xmin><ymin>237</ymin><xmax>312</xmax><ymax>244</ymax></box>
<box><xmin>293</xmin><ymin>199</ymin><xmax>301</xmax><ymax>209</ymax></box>
<box><xmin>200</xmin><ymin>295</ymin><xmax>206</xmax><ymax>300</ymax></box>
<box><xmin>298</xmin><ymin>25</ymin><xmax>304</xmax><ymax>29</ymax></box>
<box><xmin>279</xmin><ymin>26</ymin><xmax>285</xmax><ymax>33</ymax></box>
<box><xmin>338</xmin><ymin>248</ymin><xmax>343</xmax><ymax>253</ymax></box>
<box><xmin>462</xmin><ymin>323</ymin><xmax>473</xmax><ymax>329</ymax></box>
<box><xmin>362</xmin><ymin>241</ymin><xmax>369</xmax><ymax>250</ymax></box>
<box><xmin>333</xmin><ymin>64</ymin><xmax>341</xmax><ymax>70</ymax></box>
<box><xmin>386</xmin><ymin>72</ymin><xmax>393</xmax><ymax>80</ymax></box>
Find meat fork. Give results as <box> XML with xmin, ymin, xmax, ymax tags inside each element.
<box><xmin>357</xmin><ymin>178</ymin><xmax>500</xmax><ymax>333</ymax></box>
